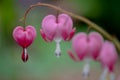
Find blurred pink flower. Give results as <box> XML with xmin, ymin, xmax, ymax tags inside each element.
<box><xmin>13</xmin><ymin>25</ymin><xmax>36</xmax><ymax>62</ymax></box>
<box><xmin>68</xmin><ymin>32</ymin><xmax>103</xmax><ymax>78</ymax></box>
<box><xmin>99</xmin><ymin>41</ymin><xmax>118</xmax><ymax>80</ymax></box>
<box><xmin>99</xmin><ymin>41</ymin><xmax>118</xmax><ymax>72</ymax></box>
<box><xmin>40</xmin><ymin>14</ymin><xmax>75</xmax><ymax>57</ymax></box>
<box><xmin>68</xmin><ymin>32</ymin><xmax>103</xmax><ymax>61</ymax></box>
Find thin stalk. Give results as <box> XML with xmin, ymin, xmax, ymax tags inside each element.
<box><xmin>21</xmin><ymin>2</ymin><xmax>120</xmax><ymax>52</ymax></box>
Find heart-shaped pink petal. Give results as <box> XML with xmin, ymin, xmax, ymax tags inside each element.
<box><xmin>13</xmin><ymin>25</ymin><xmax>36</xmax><ymax>48</ymax></box>
<box><xmin>72</xmin><ymin>32</ymin><xmax>103</xmax><ymax>60</ymax></box>
<box><xmin>58</xmin><ymin>14</ymin><xmax>73</xmax><ymax>39</ymax></box>
<box><xmin>88</xmin><ymin>32</ymin><xmax>104</xmax><ymax>59</ymax></box>
<box><xmin>41</xmin><ymin>14</ymin><xmax>74</xmax><ymax>41</ymax></box>
<box><xmin>42</xmin><ymin>15</ymin><xmax>57</xmax><ymax>40</ymax></box>
<box><xmin>72</xmin><ymin>32</ymin><xmax>88</xmax><ymax>60</ymax></box>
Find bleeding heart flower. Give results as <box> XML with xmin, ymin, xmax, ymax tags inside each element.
<box><xmin>99</xmin><ymin>41</ymin><xmax>118</xmax><ymax>80</ymax></box>
<box><xmin>40</xmin><ymin>14</ymin><xmax>75</xmax><ymax>57</ymax></box>
<box><xmin>13</xmin><ymin>25</ymin><xmax>36</xmax><ymax>62</ymax></box>
<box><xmin>68</xmin><ymin>32</ymin><xmax>103</xmax><ymax>78</ymax></box>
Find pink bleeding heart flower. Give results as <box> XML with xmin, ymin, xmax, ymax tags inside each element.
<box><xmin>13</xmin><ymin>25</ymin><xmax>36</xmax><ymax>62</ymax></box>
<box><xmin>40</xmin><ymin>14</ymin><xmax>75</xmax><ymax>57</ymax></box>
<box><xmin>68</xmin><ymin>32</ymin><xmax>103</xmax><ymax>61</ymax></box>
<box><xmin>99</xmin><ymin>41</ymin><xmax>118</xmax><ymax>80</ymax></box>
<box><xmin>68</xmin><ymin>32</ymin><xmax>103</xmax><ymax>78</ymax></box>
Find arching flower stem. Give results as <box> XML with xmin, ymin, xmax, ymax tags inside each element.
<box><xmin>21</xmin><ymin>2</ymin><xmax>120</xmax><ymax>53</ymax></box>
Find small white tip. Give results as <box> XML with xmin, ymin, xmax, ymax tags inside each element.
<box><xmin>110</xmin><ymin>72</ymin><xmax>115</xmax><ymax>80</ymax></box>
<box><xmin>82</xmin><ymin>58</ymin><xmax>91</xmax><ymax>79</ymax></box>
<box><xmin>82</xmin><ymin>63</ymin><xmax>90</xmax><ymax>79</ymax></box>
<box><xmin>55</xmin><ymin>50</ymin><xmax>61</xmax><ymax>58</ymax></box>
<box><xmin>54</xmin><ymin>39</ymin><xmax>61</xmax><ymax>58</ymax></box>
<box><xmin>100</xmin><ymin>67</ymin><xmax>108</xmax><ymax>80</ymax></box>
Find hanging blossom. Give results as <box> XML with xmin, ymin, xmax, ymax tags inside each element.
<box><xmin>40</xmin><ymin>13</ymin><xmax>76</xmax><ymax>57</ymax></box>
<box><xmin>99</xmin><ymin>41</ymin><xmax>118</xmax><ymax>80</ymax></box>
<box><xmin>13</xmin><ymin>25</ymin><xmax>36</xmax><ymax>62</ymax></box>
<box><xmin>68</xmin><ymin>32</ymin><xmax>103</xmax><ymax>78</ymax></box>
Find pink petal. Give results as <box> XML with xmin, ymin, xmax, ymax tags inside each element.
<box><xmin>41</xmin><ymin>15</ymin><xmax>57</xmax><ymax>40</ymax></box>
<box><xmin>66</xmin><ymin>28</ymin><xmax>76</xmax><ymax>41</ymax></box>
<box><xmin>58</xmin><ymin>14</ymin><xmax>73</xmax><ymax>31</ymax></box>
<box><xmin>41</xmin><ymin>14</ymin><xmax>74</xmax><ymax>41</ymax></box>
<box><xmin>58</xmin><ymin>14</ymin><xmax>73</xmax><ymax>39</ymax></box>
<box><xmin>25</xmin><ymin>26</ymin><xmax>36</xmax><ymax>47</ymax></box>
<box><xmin>40</xmin><ymin>29</ymin><xmax>51</xmax><ymax>42</ymax></box>
<box><xmin>72</xmin><ymin>33</ymin><xmax>88</xmax><ymax>60</ymax></box>
<box><xmin>99</xmin><ymin>41</ymin><xmax>118</xmax><ymax>72</ymax></box>
<box><xmin>26</xmin><ymin>25</ymin><xmax>36</xmax><ymax>39</ymax></box>
<box><xmin>13</xmin><ymin>25</ymin><xmax>36</xmax><ymax>48</ymax></box>
<box><xmin>61</xmin><ymin>29</ymin><xmax>68</xmax><ymax>40</ymax></box>
<box><xmin>68</xmin><ymin>50</ymin><xmax>79</xmax><ymax>62</ymax></box>
<box><xmin>88</xmin><ymin>32</ymin><xmax>104</xmax><ymax>60</ymax></box>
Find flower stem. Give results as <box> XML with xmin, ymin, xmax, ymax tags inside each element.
<box><xmin>21</xmin><ymin>2</ymin><xmax>120</xmax><ymax>53</ymax></box>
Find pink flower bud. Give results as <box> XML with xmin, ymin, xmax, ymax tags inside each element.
<box><xmin>99</xmin><ymin>41</ymin><xmax>118</xmax><ymax>72</ymax></box>
<box><xmin>40</xmin><ymin>14</ymin><xmax>75</xmax><ymax>57</ymax></box>
<box><xmin>13</xmin><ymin>25</ymin><xmax>36</xmax><ymax>62</ymax></box>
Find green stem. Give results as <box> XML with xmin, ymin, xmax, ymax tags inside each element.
<box><xmin>22</xmin><ymin>2</ymin><xmax>120</xmax><ymax>53</ymax></box>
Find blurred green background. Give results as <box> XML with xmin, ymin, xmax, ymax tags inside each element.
<box><xmin>0</xmin><ymin>0</ymin><xmax>120</xmax><ymax>80</ymax></box>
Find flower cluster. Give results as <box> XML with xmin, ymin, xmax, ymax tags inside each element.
<box><xmin>68</xmin><ymin>32</ymin><xmax>118</xmax><ymax>79</ymax></box>
<box><xmin>13</xmin><ymin>14</ymin><xmax>75</xmax><ymax>61</ymax></box>
<box><xmin>13</xmin><ymin>13</ymin><xmax>118</xmax><ymax>80</ymax></box>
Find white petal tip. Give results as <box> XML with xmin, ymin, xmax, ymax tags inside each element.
<box><xmin>82</xmin><ymin>72</ymin><xmax>89</xmax><ymax>79</ymax></box>
<box><xmin>55</xmin><ymin>52</ymin><xmax>61</xmax><ymax>58</ymax></box>
<box><xmin>82</xmin><ymin>60</ymin><xmax>90</xmax><ymax>79</ymax></box>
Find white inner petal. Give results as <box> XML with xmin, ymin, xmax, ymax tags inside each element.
<box><xmin>24</xmin><ymin>48</ymin><xmax>27</xmax><ymax>61</ymax></box>
<box><xmin>100</xmin><ymin>67</ymin><xmax>108</xmax><ymax>80</ymax></box>
<box><xmin>82</xmin><ymin>58</ymin><xmax>91</xmax><ymax>79</ymax></box>
<box><xmin>110</xmin><ymin>72</ymin><xmax>115</xmax><ymax>80</ymax></box>
<box><xmin>54</xmin><ymin>38</ymin><xmax>62</xmax><ymax>58</ymax></box>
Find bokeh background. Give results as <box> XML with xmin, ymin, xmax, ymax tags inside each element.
<box><xmin>0</xmin><ymin>0</ymin><xmax>120</xmax><ymax>80</ymax></box>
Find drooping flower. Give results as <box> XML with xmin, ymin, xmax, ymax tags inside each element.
<box><xmin>68</xmin><ymin>32</ymin><xmax>103</xmax><ymax>78</ymax></box>
<box><xmin>99</xmin><ymin>41</ymin><xmax>118</xmax><ymax>80</ymax></box>
<box><xmin>40</xmin><ymin>14</ymin><xmax>75</xmax><ymax>57</ymax></box>
<box><xmin>13</xmin><ymin>25</ymin><xmax>36</xmax><ymax>62</ymax></box>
